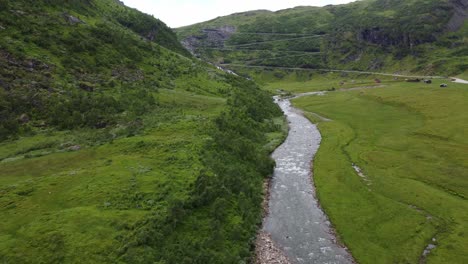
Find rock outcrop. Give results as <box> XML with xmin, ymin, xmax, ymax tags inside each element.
<box><xmin>63</xmin><ymin>12</ymin><xmax>85</xmax><ymax>25</ymax></box>
<box><xmin>447</xmin><ymin>0</ymin><xmax>468</xmax><ymax>32</ymax></box>
<box><xmin>181</xmin><ymin>26</ymin><xmax>236</xmax><ymax>55</ymax></box>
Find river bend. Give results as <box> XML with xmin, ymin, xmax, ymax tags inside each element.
<box><xmin>263</xmin><ymin>96</ymin><xmax>353</xmax><ymax>264</ymax></box>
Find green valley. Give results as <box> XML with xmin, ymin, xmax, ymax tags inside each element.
<box><xmin>0</xmin><ymin>0</ymin><xmax>285</xmax><ymax>263</ymax></box>
<box><xmin>1</xmin><ymin>0</ymin><xmax>467</xmax><ymax>263</ymax></box>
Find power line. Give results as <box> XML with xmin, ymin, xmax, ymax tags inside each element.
<box><xmin>220</xmin><ymin>64</ymin><xmax>446</xmax><ymax>79</ymax></box>
<box><xmin>225</xmin><ymin>35</ymin><xmax>325</xmax><ymax>48</ymax></box>
<box><xmin>201</xmin><ymin>48</ymin><xmax>321</xmax><ymax>54</ymax></box>
<box><xmin>233</xmin><ymin>32</ymin><xmax>324</xmax><ymax>36</ymax></box>
<box><xmin>243</xmin><ymin>53</ymin><xmax>322</xmax><ymax>64</ymax></box>
<box><xmin>195</xmin><ymin>35</ymin><xmax>325</xmax><ymax>49</ymax></box>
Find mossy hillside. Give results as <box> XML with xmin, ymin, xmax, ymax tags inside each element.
<box><xmin>0</xmin><ymin>0</ymin><xmax>193</xmax><ymax>140</ymax></box>
<box><xmin>177</xmin><ymin>6</ymin><xmax>330</xmax><ymax>68</ymax></box>
<box><xmin>0</xmin><ymin>0</ymin><xmax>286</xmax><ymax>263</ymax></box>
<box><xmin>291</xmin><ymin>80</ymin><xmax>468</xmax><ymax>263</ymax></box>
<box><xmin>177</xmin><ymin>0</ymin><xmax>467</xmax><ymax>76</ymax></box>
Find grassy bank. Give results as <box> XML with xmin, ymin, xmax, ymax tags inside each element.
<box><xmin>274</xmin><ymin>78</ymin><xmax>467</xmax><ymax>263</ymax></box>
<box><xmin>0</xmin><ymin>88</ymin><xmax>221</xmax><ymax>262</ymax></box>
<box><xmin>0</xmin><ymin>77</ymin><xmax>285</xmax><ymax>263</ymax></box>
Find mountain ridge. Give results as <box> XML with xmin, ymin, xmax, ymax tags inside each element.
<box><xmin>176</xmin><ymin>0</ymin><xmax>467</xmax><ymax>77</ymax></box>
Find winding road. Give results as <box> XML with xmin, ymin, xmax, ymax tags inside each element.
<box><xmin>261</xmin><ymin>94</ymin><xmax>353</xmax><ymax>264</ymax></box>
<box><xmin>451</xmin><ymin>77</ymin><xmax>468</xmax><ymax>84</ymax></box>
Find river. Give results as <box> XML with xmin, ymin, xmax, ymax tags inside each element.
<box><xmin>262</xmin><ymin>95</ymin><xmax>353</xmax><ymax>264</ymax></box>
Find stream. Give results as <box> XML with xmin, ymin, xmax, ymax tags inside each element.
<box><xmin>263</xmin><ymin>95</ymin><xmax>353</xmax><ymax>264</ymax></box>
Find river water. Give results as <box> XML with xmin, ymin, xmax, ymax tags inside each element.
<box><xmin>263</xmin><ymin>96</ymin><xmax>353</xmax><ymax>264</ymax></box>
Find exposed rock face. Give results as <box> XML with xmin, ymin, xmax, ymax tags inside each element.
<box><xmin>63</xmin><ymin>12</ymin><xmax>85</xmax><ymax>25</ymax></box>
<box><xmin>0</xmin><ymin>50</ymin><xmax>53</xmax><ymax>92</ymax></box>
<box><xmin>146</xmin><ymin>27</ymin><xmax>158</xmax><ymax>41</ymax></box>
<box><xmin>19</xmin><ymin>114</ymin><xmax>29</xmax><ymax>124</ymax></box>
<box><xmin>181</xmin><ymin>25</ymin><xmax>236</xmax><ymax>55</ymax></box>
<box><xmin>359</xmin><ymin>27</ymin><xmax>434</xmax><ymax>48</ymax></box>
<box><xmin>181</xmin><ymin>36</ymin><xmax>201</xmax><ymax>55</ymax></box>
<box><xmin>68</xmin><ymin>145</ymin><xmax>81</xmax><ymax>151</ymax></box>
<box><xmin>358</xmin><ymin>1</ymin><xmax>465</xmax><ymax>48</ymax></box>
<box><xmin>447</xmin><ymin>0</ymin><xmax>468</xmax><ymax>32</ymax></box>
<box><xmin>202</xmin><ymin>26</ymin><xmax>236</xmax><ymax>47</ymax></box>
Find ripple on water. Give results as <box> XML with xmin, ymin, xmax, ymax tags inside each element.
<box><xmin>262</xmin><ymin>96</ymin><xmax>354</xmax><ymax>264</ymax></box>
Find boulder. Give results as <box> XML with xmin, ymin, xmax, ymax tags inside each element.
<box><xmin>18</xmin><ymin>114</ymin><xmax>29</xmax><ymax>123</ymax></box>
<box><xmin>62</xmin><ymin>12</ymin><xmax>84</xmax><ymax>25</ymax></box>
<box><xmin>68</xmin><ymin>145</ymin><xmax>81</xmax><ymax>151</ymax></box>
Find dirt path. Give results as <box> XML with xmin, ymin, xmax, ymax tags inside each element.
<box><xmin>219</xmin><ymin>64</ymin><xmax>447</xmax><ymax>79</ymax></box>
<box><xmin>451</xmin><ymin>77</ymin><xmax>468</xmax><ymax>84</ymax></box>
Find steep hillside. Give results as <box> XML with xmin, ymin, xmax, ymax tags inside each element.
<box><xmin>0</xmin><ymin>0</ymin><xmax>191</xmax><ymax>140</ymax></box>
<box><xmin>0</xmin><ymin>0</ymin><xmax>284</xmax><ymax>263</ymax></box>
<box><xmin>177</xmin><ymin>0</ymin><xmax>467</xmax><ymax>76</ymax></box>
<box><xmin>323</xmin><ymin>0</ymin><xmax>467</xmax><ymax>75</ymax></box>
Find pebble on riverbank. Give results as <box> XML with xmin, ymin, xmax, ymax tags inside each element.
<box><xmin>255</xmin><ymin>231</ymin><xmax>291</xmax><ymax>264</ymax></box>
<box><xmin>254</xmin><ymin>179</ymin><xmax>291</xmax><ymax>264</ymax></box>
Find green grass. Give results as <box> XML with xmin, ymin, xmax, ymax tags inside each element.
<box><xmin>455</xmin><ymin>72</ymin><xmax>468</xmax><ymax>80</ymax></box>
<box><xmin>248</xmin><ymin>70</ymin><xmax>404</xmax><ymax>93</ymax></box>
<box><xmin>263</xmin><ymin>73</ymin><xmax>395</xmax><ymax>93</ymax></box>
<box><xmin>290</xmin><ymin>79</ymin><xmax>468</xmax><ymax>263</ymax></box>
<box><xmin>0</xmin><ymin>77</ymin><xmax>285</xmax><ymax>263</ymax></box>
<box><xmin>0</xmin><ymin>88</ymin><xmax>224</xmax><ymax>262</ymax></box>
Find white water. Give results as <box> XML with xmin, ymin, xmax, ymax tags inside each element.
<box><xmin>263</xmin><ymin>96</ymin><xmax>353</xmax><ymax>264</ymax></box>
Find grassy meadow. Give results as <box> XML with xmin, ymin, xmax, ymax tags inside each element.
<box><xmin>0</xmin><ymin>89</ymin><xmax>223</xmax><ymax>262</ymax></box>
<box><xmin>266</xmin><ymin>76</ymin><xmax>468</xmax><ymax>263</ymax></box>
<box><xmin>0</xmin><ymin>81</ymin><xmax>285</xmax><ymax>263</ymax></box>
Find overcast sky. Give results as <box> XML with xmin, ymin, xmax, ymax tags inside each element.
<box><xmin>122</xmin><ymin>0</ymin><xmax>356</xmax><ymax>28</ymax></box>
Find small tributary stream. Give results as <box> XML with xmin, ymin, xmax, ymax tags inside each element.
<box><xmin>263</xmin><ymin>95</ymin><xmax>353</xmax><ymax>264</ymax></box>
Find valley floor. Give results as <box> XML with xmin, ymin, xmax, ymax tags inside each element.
<box><xmin>266</xmin><ymin>76</ymin><xmax>468</xmax><ymax>264</ymax></box>
<box><xmin>0</xmin><ymin>89</ymin><xmax>225</xmax><ymax>262</ymax></box>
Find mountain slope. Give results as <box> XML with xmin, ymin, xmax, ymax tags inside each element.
<box><xmin>0</xmin><ymin>0</ymin><xmax>284</xmax><ymax>263</ymax></box>
<box><xmin>177</xmin><ymin>0</ymin><xmax>467</xmax><ymax>76</ymax></box>
<box><xmin>0</xmin><ymin>0</ymin><xmax>190</xmax><ymax>140</ymax></box>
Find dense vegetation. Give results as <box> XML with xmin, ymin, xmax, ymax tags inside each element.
<box><xmin>120</xmin><ymin>76</ymin><xmax>284</xmax><ymax>263</ymax></box>
<box><xmin>0</xmin><ymin>0</ymin><xmax>189</xmax><ymax>140</ymax></box>
<box><xmin>0</xmin><ymin>0</ymin><xmax>285</xmax><ymax>263</ymax></box>
<box><xmin>177</xmin><ymin>0</ymin><xmax>467</xmax><ymax>77</ymax></box>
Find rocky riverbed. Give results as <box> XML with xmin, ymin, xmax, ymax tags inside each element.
<box><xmin>257</xmin><ymin>95</ymin><xmax>354</xmax><ymax>264</ymax></box>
